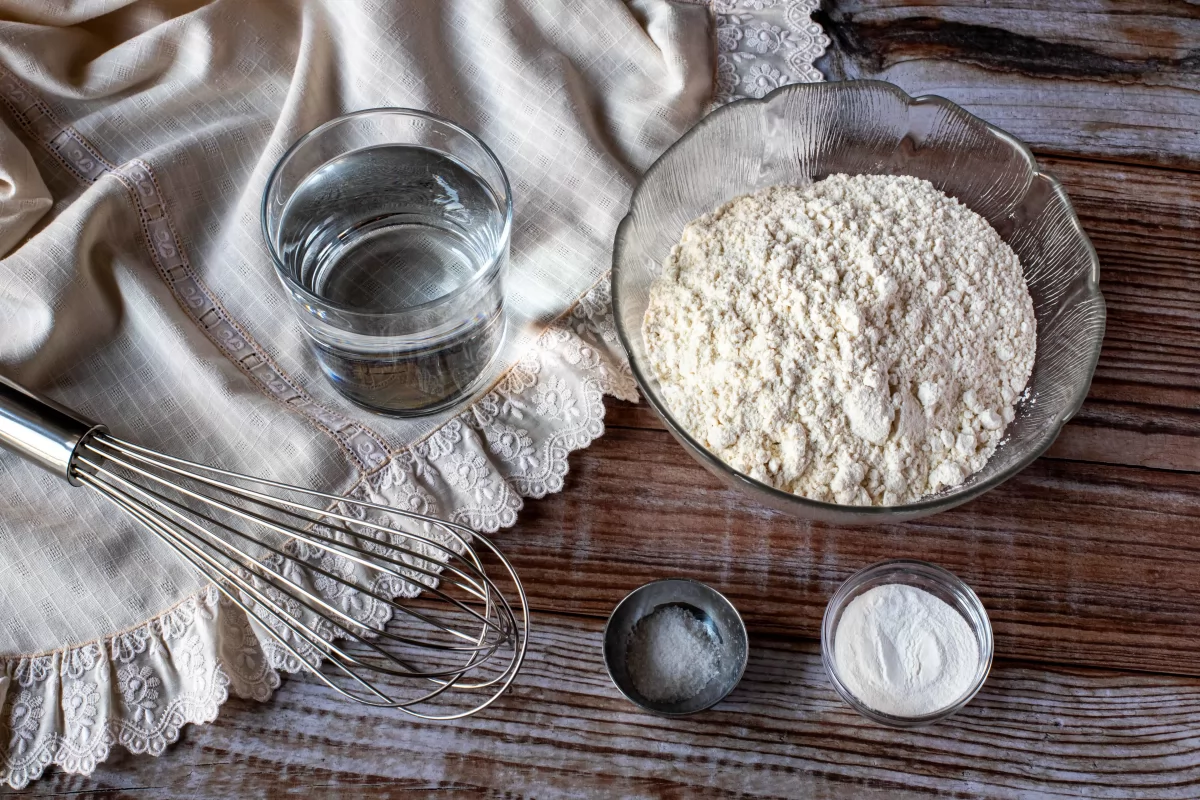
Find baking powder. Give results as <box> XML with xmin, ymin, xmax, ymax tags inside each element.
<box><xmin>626</xmin><ymin>605</ymin><xmax>720</xmax><ymax>703</ymax></box>
<box><xmin>833</xmin><ymin>583</ymin><xmax>979</xmax><ymax>717</ymax></box>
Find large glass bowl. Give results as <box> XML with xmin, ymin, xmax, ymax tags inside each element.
<box><xmin>612</xmin><ymin>80</ymin><xmax>1106</xmax><ymax>524</ymax></box>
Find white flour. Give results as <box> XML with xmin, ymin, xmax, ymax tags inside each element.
<box><xmin>832</xmin><ymin>584</ymin><xmax>979</xmax><ymax>717</ymax></box>
<box><xmin>642</xmin><ymin>174</ymin><xmax>1036</xmax><ymax>505</ymax></box>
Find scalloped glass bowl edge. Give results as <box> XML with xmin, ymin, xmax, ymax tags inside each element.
<box><xmin>612</xmin><ymin>80</ymin><xmax>1105</xmax><ymax>525</ymax></box>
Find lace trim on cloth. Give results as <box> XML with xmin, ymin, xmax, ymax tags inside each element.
<box><xmin>0</xmin><ymin>279</ymin><xmax>636</xmax><ymax>789</ymax></box>
<box><xmin>108</xmin><ymin>159</ymin><xmax>391</xmax><ymax>472</ymax></box>
<box><xmin>709</xmin><ymin>0</ymin><xmax>829</xmax><ymax>102</ymax></box>
<box><xmin>0</xmin><ymin>0</ymin><xmax>829</xmax><ymax>786</ymax></box>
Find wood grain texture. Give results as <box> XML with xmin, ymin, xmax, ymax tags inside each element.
<box><xmin>495</xmin><ymin>421</ymin><xmax>1200</xmax><ymax>676</ymax></box>
<box><xmin>20</xmin><ymin>4</ymin><xmax>1200</xmax><ymax>797</ymax></box>
<box><xmin>1041</xmin><ymin>156</ymin><xmax>1200</xmax><ymax>470</ymax></box>
<box><xmin>28</xmin><ymin>611</ymin><xmax>1200</xmax><ymax>799</ymax></box>
<box><xmin>815</xmin><ymin>0</ymin><xmax>1200</xmax><ymax>168</ymax></box>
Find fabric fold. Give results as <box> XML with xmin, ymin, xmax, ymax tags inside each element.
<box><xmin>1</xmin><ymin>277</ymin><xmax>637</xmax><ymax>788</ymax></box>
<box><xmin>0</xmin><ymin>0</ymin><xmax>712</xmax><ymax>659</ymax></box>
<box><xmin>0</xmin><ymin>0</ymin><xmax>714</xmax><ymax>786</ymax></box>
<box><xmin>0</xmin><ymin>0</ymin><xmax>829</xmax><ymax>786</ymax></box>
<box><xmin>0</xmin><ymin>118</ymin><xmax>49</xmax><ymax>258</ymax></box>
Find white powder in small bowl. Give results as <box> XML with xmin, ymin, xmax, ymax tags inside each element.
<box><xmin>626</xmin><ymin>605</ymin><xmax>720</xmax><ymax>703</ymax></box>
<box><xmin>833</xmin><ymin>583</ymin><xmax>980</xmax><ymax>717</ymax></box>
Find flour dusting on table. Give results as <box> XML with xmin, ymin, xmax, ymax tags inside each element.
<box><xmin>642</xmin><ymin>174</ymin><xmax>1036</xmax><ymax>505</ymax></box>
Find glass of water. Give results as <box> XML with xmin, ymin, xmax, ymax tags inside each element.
<box><xmin>262</xmin><ymin>108</ymin><xmax>512</xmax><ymax>416</ymax></box>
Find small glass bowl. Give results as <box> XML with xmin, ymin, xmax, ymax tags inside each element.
<box><xmin>821</xmin><ymin>559</ymin><xmax>993</xmax><ymax>728</ymax></box>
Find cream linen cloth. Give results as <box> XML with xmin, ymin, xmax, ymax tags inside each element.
<box><xmin>0</xmin><ymin>0</ymin><xmax>713</xmax><ymax>786</ymax></box>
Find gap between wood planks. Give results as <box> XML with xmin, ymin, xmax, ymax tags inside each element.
<box><xmin>520</xmin><ymin>599</ymin><xmax>1200</xmax><ymax>684</ymax></box>
<box><xmin>502</xmin><ymin>424</ymin><xmax>1200</xmax><ymax>676</ymax></box>
<box><xmin>813</xmin><ymin>0</ymin><xmax>1200</xmax><ymax>173</ymax></box>
<box><xmin>1038</xmin><ymin>150</ymin><xmax>1200</xmax><ymax>177</ymax></box>
<box><xmin>409</xmin><ymin>595</ymin><xmax>1200</xmax><ymax>693</ymax></box>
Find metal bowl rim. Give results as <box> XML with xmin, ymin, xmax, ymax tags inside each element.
<box><xmin>602</xmin><ymin>578</ymin><xmax>749</xmax><ymax>716</ymax></box>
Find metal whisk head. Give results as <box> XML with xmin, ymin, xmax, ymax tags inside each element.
<box><xmin>0</xmin><ymin>378</ymin><xmax>527</xmax><ymax>719</ymax></box>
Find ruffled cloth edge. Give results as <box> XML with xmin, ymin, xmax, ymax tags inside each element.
<box><xmin>0</xmin><ymin>280</ymin><xmax>636</xmax><ymax>790</ymax></box>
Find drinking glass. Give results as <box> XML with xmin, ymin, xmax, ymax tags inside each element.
<box><xmin>262</xmin><ymin>108</ymin><xmax>512</xmax><ymax>416</ymax></box>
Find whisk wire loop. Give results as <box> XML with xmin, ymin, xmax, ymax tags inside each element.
<box><xmin>89</xmin><ymin>437</ymin><xmax>496</xmax><ymax>602</ymax></box>
<box><xmin>84</xmin><ymin>473</ymin><xmax>403</xmax><ymax>701</ymax></box>
<box><xmin>79</xmin><ymin>457</ymin><xmax>511</xmax><ymax>673</ymax></box>
<box><xmin>72</xmin><ymin>430</ymin><xmax>528</xmax><ymax>719</ymax></box>
<box><xmin>76</xmin><ymin>450</ymin><xmax>508</xmax><ymax>653</ymax></box>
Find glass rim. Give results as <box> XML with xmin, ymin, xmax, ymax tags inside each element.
<box><xmin>260</xmin><ymin>107</ymin><xmax>514</xmax><ymax>320</ymax></box>
<box><xmin>819</xmin><ymin>558</ymin><xmax>994</xmax><ymax>728</ymax></box>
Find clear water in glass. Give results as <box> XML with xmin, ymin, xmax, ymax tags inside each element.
<box><xmin>275</xmin><ymin>143</ymin><xmax>507</xmax><ymax>414</ymax></box>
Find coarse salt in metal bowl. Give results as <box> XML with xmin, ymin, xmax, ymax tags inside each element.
<box><xmin>603</xmin><ymin>579</ymin><xmax>748</xmax><ymax>716</ymax></box>
<box><xmin>611</xmin><ymin>80</ymin><xmax>1106</xmax><ymax>524</ymax></box>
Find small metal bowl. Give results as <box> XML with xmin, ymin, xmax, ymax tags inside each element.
<box><xmin>821</xmin><ymin>559</ymin><xmax>994</xmax><ymax>728</ymax></box>
<box><xmin>603</xmin><ymin>579</ymin><xmax>748</xmax><ymax>716</ymax></box>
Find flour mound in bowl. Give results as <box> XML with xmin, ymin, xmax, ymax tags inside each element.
<box><xmin>642</xmin><ymin>174</ymin><xmax>1037</xmax><ymax>506</ymax></box>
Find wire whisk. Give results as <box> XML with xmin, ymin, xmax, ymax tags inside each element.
<box><xmin>0</xmin><ymin>377</ymin><xmax>527</xmax><ymax>719</ymax></box>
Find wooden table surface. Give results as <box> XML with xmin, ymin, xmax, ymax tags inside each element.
<box><xmin>25</xmin><ymin>2</ymin><xmax>1200</xmax><ymax>797</ymax></box>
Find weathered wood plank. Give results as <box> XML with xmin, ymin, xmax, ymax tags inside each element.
<box><xmin>31</xmin><ymin>611</ymin><xmax>1200</xmax><ymax>798</ymax></box>
<box><xmin>815</xmin><ymin>0</ymin><xmax>1200</xmax><ymax>168</ymax></box>
<box><xmin>492</xmin><ymin>425</ymin><xmax>1200</xmax><ymax>676</ymax></box>
<box><xmin>1048</xmin><ymin>405</ymin><xmax>1200</xmax><ymax>472</ymax></box>
<box><xmin>1048</xmin><ymin>159</ymin><xmax>1200</xmax><ymax>393</ymax></box>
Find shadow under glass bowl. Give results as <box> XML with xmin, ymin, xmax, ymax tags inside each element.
<box><xmin>611</xmin><ymin>80</ymin><xmax>1106</xmax><ymax>525</ymax></box>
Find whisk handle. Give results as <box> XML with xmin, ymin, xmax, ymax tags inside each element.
<box><xmin>0</xmin><ymin>376</ymin><xmax>105</xmax><ymax>485</ymax></box>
